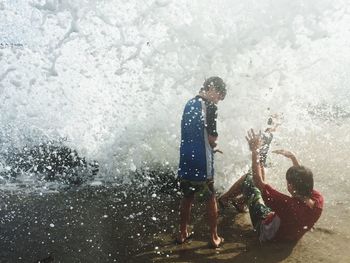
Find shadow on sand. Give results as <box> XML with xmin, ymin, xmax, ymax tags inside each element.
<box><xmin>134</xmin><ymin>206</ymin><xmax>297</xmax><ymax>263</ymax></box>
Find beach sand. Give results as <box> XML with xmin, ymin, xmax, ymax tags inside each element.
<box><xmin>0</xmin><ymin>185</ymin><xmax>349</xmax><ymax>262</ymax></box>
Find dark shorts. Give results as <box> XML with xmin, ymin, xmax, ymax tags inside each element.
<box><xmin>242</xmin><ymin>174</ymin><xmax>272</xmax><ymax>230</ymax></box>
<box><xmin>179</xmin><ymin>179</ymin><xmax>215</xmax><ymax>202</ymax></box>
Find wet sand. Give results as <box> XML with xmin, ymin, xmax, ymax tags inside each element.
<box><xmin>0</xmin><ymin>185</ymin><xmax>349</xmax><ymax>262</ymax></box>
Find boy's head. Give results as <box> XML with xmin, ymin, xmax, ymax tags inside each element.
<box><xmin>200</xmin><ymin>76</ymin><xmax>227</xmax><ymax>103</ymax></box>
<box><xmin>286</xmin><ymin>166</ymin><xmax>314</xmax><ymax>198</ymax></box>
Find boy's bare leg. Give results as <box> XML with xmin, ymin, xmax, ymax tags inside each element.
<box><xmin>207</xmin><ymin>195</ymin><xmax>223</xmax><ymax>247</ymax></box>
<box><xmin>219</xmin><ymin>174</ymin><xmax>247</xmax><ymax>205</ymax></box>
<box><xmin>232</xmin><ymin>195</ymin><xmax>247</xmax><ymax>212</ymax></box>
<box><xmin>178</xmin><ymin>195</ymin><xmax>194</xmax><ymax>242</ymax></box>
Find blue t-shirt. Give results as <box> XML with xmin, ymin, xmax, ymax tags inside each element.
<box><xmin>178</xmin><ymin>96</ymin><xmax>217</xmax><ymax>181</ymax></box>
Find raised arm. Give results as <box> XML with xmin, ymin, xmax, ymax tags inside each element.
<box><xmin>245</xmin><ymin>129</ymin><xmax>266</xmax><ymax>191</ymax></box>
<box><xmin>272</xmin><ymin>149</ymin><xmax>300</xmax><ymax>166</ymax></box>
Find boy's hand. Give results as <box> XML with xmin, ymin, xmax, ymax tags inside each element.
<box><xmin>214</xmin><ymin>148</ymin><xmax>223</xmax><ymax>154</ymax></box>
<box><xmin>272</xmin><ymin>149</ymin><xmax>300</xmax><ymax>166</ymax></box>
<box><xmin>245</xmin><ymin>129</ymin><xmax>261</xmax><ymax>152</ymax></box>
<box><xmin>272</xmin><ymin>149</ymin><xmax>295</xmax><ymax>159</ymax></box>
<box><xmin>208</xmin><ymin>135</ymin><xmax>218</xmax><ymax>149</ymax></box>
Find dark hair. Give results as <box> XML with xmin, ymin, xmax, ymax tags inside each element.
<box><xmin>202</xmin><ymin>76</ymin><xmax>227</xmax><ymax>98</ymax></box>
<box><xmin>286</xmin><ymin>166</ymin><xmax>314</xmax><ymax>198</ymax></box>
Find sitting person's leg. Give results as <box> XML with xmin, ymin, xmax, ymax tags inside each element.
<box><xmin>241</xmin><ymin>174</ymin><xmax>274</xmax><ymax>231</ymax></box>
<box><xmin>218</xmin><ymin>172</ymin><xmax>249</xmax><ymax>212</ymax></box>
<box><xmin>231</xmin><ymin>195</ymin><xmax>246</xmax><ymax>212</ymax></box>
<box><xmin>241</xmin><ymin>174</ymin><xmax>281</xmax><ymax>241</ymax></box>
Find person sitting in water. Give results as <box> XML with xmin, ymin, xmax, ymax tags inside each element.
<box><xmin>226</xmin><ymin>129</ymin><xmax>323</xmax><ymax>242</ymax></box>
<box><xmin>218</xmin><ymin>115</ymin><xmax>281</xmax><ymax>212</ymax></box>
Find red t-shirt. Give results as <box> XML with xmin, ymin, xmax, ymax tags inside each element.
<box><xmin>262</xmin><ymin>184</ymin><xmax>324</xmax><ymax>241</ymax></box>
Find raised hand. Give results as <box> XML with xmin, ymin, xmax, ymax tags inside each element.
<box><xmin>272</xmin><ymin>149</ymin><xmax>300</xmax><ymax>166</ymax></box>
<box><xmin>245</xmin><ymin>129</ymin><xmax>262</xmax><ymax>152</ymax></box>
<box><xmin>272</xmin><ymin>149</ymin><xmax>295</xmax><ymax>159</ymax></box>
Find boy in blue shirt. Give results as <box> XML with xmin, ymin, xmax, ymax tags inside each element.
<box><xmin>177</xmin><ymin>76</ymin><xmax>227</xmax><ymax>248</ymax></box>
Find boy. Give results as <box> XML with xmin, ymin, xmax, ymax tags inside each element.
<box><xmin>218</xmin><ymin>115</ymin><xmax>281</xmax><ymax>212</ymax></box>
<box><xmin>227</xmin><ymin>129</ymin><xmax>323</xmax><ymax>242</ymax></box>
<box><xmin>177</xmin><ymin>76</ymin><xmax>227</xmax><ymax>248</ymax></box>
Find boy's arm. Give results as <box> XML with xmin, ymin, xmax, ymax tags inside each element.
<box><xmin>246</xmin><ymin>129</ymin><xmax>266</xmax><ymax>191</ymax></box>
<box><xmin>272</xmin><ymin>149</ymin><xmax>300</xmax><ymax>166</ymax></box>
<box><xmin>261</xmin><ymin>165</ymin><xmax>266</xmax><ymax>181</ymax></box>
<box><xmin>208</xmin><ymin>135</ymin><xmax>217</xmax><ymax>149</ymax></box>
<box><xmin>208</xmin><ymin>135</ymin><xmax>223</xmax><ymax>154</ymax></box>
<box><xmin>206</xmin><ymin>103</ymin><xmax>223</xmax><ymax>153</ymax></box>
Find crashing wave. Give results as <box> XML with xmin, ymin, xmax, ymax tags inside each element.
<box><xmin>0</xmin><ymin>140</ymin><xmax>99</xmax><ymax>185</ymax></box>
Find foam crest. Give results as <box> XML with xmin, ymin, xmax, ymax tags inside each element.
<box><xmin>0</xmin><ymin>0</ymin><xmax>350</xmax><ymax>186</ymax></box>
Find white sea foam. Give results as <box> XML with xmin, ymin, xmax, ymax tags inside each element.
<box><xmin>0</xmin><ymin>0</ymin><xmax>349</xmax><ymax>198</ymax></box>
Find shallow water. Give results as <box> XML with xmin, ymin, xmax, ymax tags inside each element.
<box><xmin>0</xmin><ymin>185</ymin><xmax>177</xmax><ymax>262</ymax></box>
<box><xmin>1</xmin><ymin>184</ymin><xmax>349</xmax><ymax>262</ymax></box>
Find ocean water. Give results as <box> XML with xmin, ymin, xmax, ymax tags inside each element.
<box><xmin>1</xmin><ymin>0</ymin><xmax>350</xmax><ymax>190</ymax></box>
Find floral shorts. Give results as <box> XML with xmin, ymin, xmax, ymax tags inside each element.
<box><xmin>179</xmin><ymin>179</ymin><xmax>215</xmax><ymax>201</ymax></box>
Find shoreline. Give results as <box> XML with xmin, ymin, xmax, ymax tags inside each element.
<box><xmin>0</xmin><ymin>185</ymin><xmax>348</xmax><ymax>262</ymax></box>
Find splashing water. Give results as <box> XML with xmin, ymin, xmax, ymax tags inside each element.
<box><xmin>0</xmin><ymin>0</ymin><xmax>350</xmax><ymax>198</ymax></box>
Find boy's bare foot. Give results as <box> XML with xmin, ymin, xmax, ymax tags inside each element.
<box><xmin>209</xmin><ymin>236</ymin><xmax>224</xmax><ymax>248</ymax></box>
<box><xmin>175</xmin><ymin>231</ymin><xmax>194</xmax><ymax>244</ymax></box>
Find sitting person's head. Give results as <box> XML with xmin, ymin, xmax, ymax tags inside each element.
<box><xmin>200</xmin><ymin>76</ymin><xmax>227</xmax><ymax>104</ymax></box>
<box><xmin>286</xmin><ymin>166</ymin><xmax>314</xmax><ymax>198</ymax></box>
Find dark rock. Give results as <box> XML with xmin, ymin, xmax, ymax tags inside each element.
<box><xmin>0</xmin><ymin>141</ymin><xmax>99</xmax><ymax>185</ymax></box>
